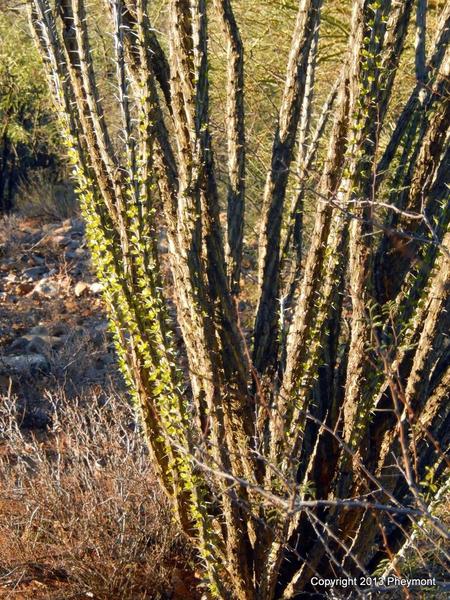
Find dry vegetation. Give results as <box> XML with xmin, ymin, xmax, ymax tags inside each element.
<box><xmin>0</xmin><ymin>389</ymin><xmax>196</xmax><ymax>600</ymax></box>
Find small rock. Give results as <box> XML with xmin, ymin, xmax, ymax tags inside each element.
<box><xmin>16</xmin><ymin>282</ymin><xmax>35</xmax><ymax>296</ymax></box>
<box><xmin>50</xmin><ymin>322</ymin><xmax>69</xmax><ymax>336</ymax></box>
<box><xmin>66</xmin><ymin>239</ymin><xmax>80</xmax><ymax>251</ymax></box>
<box><xmin>52</xmin><ymin>235</ymin><xmax>71</xmax><ymax>246</ymax></box>
<box><xmin>74</xmin><ymin>281</ymin><xmax>90</xmax><ymax>297</ymax></box>
<box><xmin>70</xmin><ymin>217</ymin><xmax>85</xmax><ymax>233</ymax></box>
<box><xmin>51</xmin><ymin>234</ymin><xmax>64</xmax><ymax>245</ymax></box>
<box><xmin>52</xmin><ymin>224</ymin><xmax>72</xmax><ymax>236</ymax></box>
<box><xmin>90</xmin><ymin>282</ymin><xmax>103</xmax><ymax>295</ymax></box>
<box><xmin>65</xmin><ymin>247</ymin><xmax>86</xmax><ymax>260</ymax></box>
<box><xmin>23</xmin><ymin>266</ymin><xmax>48</xmax><ymax>281</ymax></box>
<box><xmin>8</xmin><ymin>337</ymin><xmax>29</xmax><ymax>353</ymax></box>
<box><xmin>20</xmin><ymin>226</ymin><xmax>35</xmax><ymax>235</ymax></box>
<box><xmin>68</xmin><ymin>266</ymin><xmax>83</xmax><ymax>277</ymax></box>
<box><xmin>31</xmin><ymin>253</ymin><xmax>45</xmax><ymax>266</ymax></box>
<box><xmin>42</xmin><ymin>223</ymin><xmax>59</xmax><ymax>233</ymax></box>
<box><xmin>0</xmin><ymin>354</ymin><xmax>49</xmax><ymax>376</ymax></box>
<box><xmin>9</xmin><ymin>333</ymin><xmax>62</xmax><ymax>354</ymax></box>
<box><xmin>31</xmin><ymin>279</ymin><xmax>61</xmax><ymax>298</ymax></box>
<box><xmin>29</xmin><ymin>325</ymin><xmax>50</xmax><ymax>336</ymax></box>
<box><xmin>27</xmin><ymin>337</ymin><xmax>48</xmax><ymax>354</ymax></box>
<box><xmin>23</xmin><ymin>232</ymin><xmax>43</xmax><ymax>245</ymax></box>
<box><xmin>27</xmin><ymin>335</ymin><xmax>62</xmax><ymax>354</ymax></box>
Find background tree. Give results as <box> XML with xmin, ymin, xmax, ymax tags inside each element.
<box><xmin>0</xmin><ymin>10</ymin><xmax>62</xmax><ymax>212</ymax></box>
<box><xmin>28</xmin><ymin>0</ymin><xmax>449</xmax><ymax>598</ymax></box>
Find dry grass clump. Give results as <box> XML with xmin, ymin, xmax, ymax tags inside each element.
<box><xmin>0</xmin><ymin>391</ymin><xmax>194</xmax><ymax>600</ymax></box>
<box><xmin>15</xmin><ymin>170</ymin><xmax>78</xmax><ymax>221</ymax></box>
<box><xmin>0</xmin><ymin>214</ymin><xmax>23</xmax><ymax>258</ymax></box>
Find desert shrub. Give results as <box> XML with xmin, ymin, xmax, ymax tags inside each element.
<box><xmin>15</xmin><ymin>169</ymin><xmax>78</xmax><ymax>221</ymax></box>
<box><xmin>0</xmin><ymin>391</ymin><xmax>194</xmax><ymax>600</ymax></box>
<box><xmin>0</xmin><ymin>12</ymin><xmax>63</xmax><ymax>212</ymax></box>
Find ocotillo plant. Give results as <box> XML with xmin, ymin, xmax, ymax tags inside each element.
<box><xmin>28</xmin><ymin>0</ymin><xmax>449</xmax><ymax>598</ymax></box>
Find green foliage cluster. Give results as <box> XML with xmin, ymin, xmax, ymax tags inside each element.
<box><xmin>0</xmin><ymin>11</ymin><xmax>60</xmax><ymax>210</ymax></box>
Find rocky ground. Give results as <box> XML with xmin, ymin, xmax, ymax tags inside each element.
<box><xmin>0</xmin><ymin>214</ymin><xmax>121</xmax><ymax>428</ymax></box>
